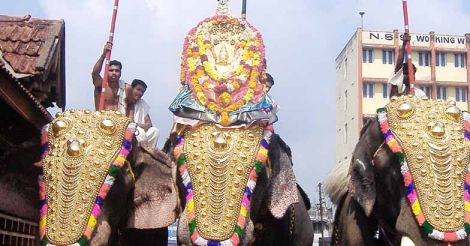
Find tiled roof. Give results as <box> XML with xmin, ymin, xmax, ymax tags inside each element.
<box><xmin>0</xmin><ymin>59</ymin><xmax>52</xmax><ymax>122</ymax></box>
<box><xmin>0</xmin><ymin>15</ymin><xmax>64</xmax><ymax>75</ymax></box>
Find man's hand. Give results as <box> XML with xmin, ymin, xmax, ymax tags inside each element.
<box><xmin>102</xmin><ymin>42</ymin><xmax>112</xmax><ymax>56</ymax></box>
<box><xmin>402</xmin><ymin>33</ymin><xmax>411</xmax><ymax>44</ymax></box>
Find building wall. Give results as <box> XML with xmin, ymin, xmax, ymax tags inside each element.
<box><xmin>411</xmin><ymin>52</ymin><xmax>432</xmax><ymax>81</ymax></box>
<box><xmin>361</xmin><ymin>82</ymin><xmax>389</xmax><ymax>115</ymax></box>
<box><xmin>436</xmin><ymin>62</ymin><xmax>467</xmax><ymax>82</ymax></box>
<box><xmin>362</xmin><ymin>51</ymin><xmax>395</xmax><ymax>79</ymax></box>
<box><xmin>335</xmin><ymin>31</ymin><xmax>359</xmax><ymax>166</ymax></box>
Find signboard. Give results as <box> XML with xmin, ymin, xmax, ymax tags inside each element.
<box><xmin>363</xmin><ymin>31</ymin><xmax>466</xmax><ymax>49</ymax></box>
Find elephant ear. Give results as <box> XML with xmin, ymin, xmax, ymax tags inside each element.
<box><xmin>348</xmin><ymin>119</ymin><xmax>383</xmax><ymax>217</ymax></box>
<box><xmin>266</xmin><ymin>134</ymin><xmax>299</xmax><ymax>219</ymax></box>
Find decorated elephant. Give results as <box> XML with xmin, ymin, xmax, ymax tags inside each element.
<box><xmin>1</xmin><ymin>110</ymin><xmax>178</xmax><ymax>246</ymax></box>
<box><xmin>163</xmin><ymin>1</ymin><xmax>314</xmax><ymax>245</ymax></box>
<box><xmin>327</xmin><ymin>95</ymin><xmax>470</xmax><ymax>245</ymax></box>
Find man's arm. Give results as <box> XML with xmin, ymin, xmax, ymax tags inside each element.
<box><xmin>395</xmin><ymin>33</ymin><xmax>410</xmax><ymax>73</ymax></box>
<box><xmin>138</xmin><ymin>115</ymin><xmax>153</xmax><ymax>131</ymax></box>
<box><xmin>92</xmin><ymin>43</ymin><xmax>112</xmax><ymax>110</ymax></box>
<box><xmin>92</xmin><ymin>43</ymin><xmax>112</xmax><ymax>87</ymax></box>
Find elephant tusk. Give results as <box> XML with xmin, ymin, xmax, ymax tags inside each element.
<box><xmin>400</xmin><ymin>236</ymin><xmax>415</xmax><ymax>246</ymax></box>
<box><xmin>355</xmin><ymin>159</ymin><xmax>367</xmax><ymax>171</ymax></box>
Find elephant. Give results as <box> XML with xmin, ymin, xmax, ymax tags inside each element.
<box><xmin>0</xmin><ymin>112</ymin><xmax>178</xmax><ymax>246</ymax></box>
<box><xmin>163</xmin><ymin>131</ymin><xmax>314</xmax><ymax>246</ymax></box>
<box><xmin>91</xmin><ymin>142</ymin><xmax>178</xmax><ymax>246</ymax></box>
<box><xmin>329</xmin><ymin>109</ymin><xmax>470</xmax><ymax>246</ymax></box>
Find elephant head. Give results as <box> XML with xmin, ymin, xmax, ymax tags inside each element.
<box><xmin>165</xmin><ymin>125</ymin><xmax>313</xmax><ymax>246</ymax></box>
<box><xmin>334</xmin><ymin>96</ymin><xmax>470</xmax><ymax>246</ymax></box>
<box><xmin>0</xmin><ymin>110</ymin><xmax>177</xmax><ymax>246</ymax></box>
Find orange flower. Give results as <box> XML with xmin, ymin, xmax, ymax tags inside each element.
<box><xmin>219</xmin><ymin>92</ymin><xmax>232</xmax><ymax>107</ymax></box>
<box><xmin>220</xmin><ymin>111</ymin><xmax>231</xmax><ymax>126</ymax></box>
<box><xmin>202</xmin><ymin>82</ymin><xmax>211</xmax><ymax>89</ymax></box>
<box><xmin>208</xmin><ymin>103</ymin><xmax>218</xmax><ymax>111</ymax></box>
<box><xmin>232</xmin><ymin>81</ymin><xmax>240</xmax><ymax>90</ymax></box>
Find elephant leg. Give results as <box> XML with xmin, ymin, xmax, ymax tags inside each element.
<box><xmin>291</xmin><ymin>192</ymin><xmax>314</xmax><ymax>246</ymax></box>
<box><xmin>334</xmin><ymin>193</ymin><xmax>379</xmax><ymax>246</ymax></box>
<box><xmin>177</xmin><ymin>208</ymin><xmax>191</xmax><ymax>246</ymax></box>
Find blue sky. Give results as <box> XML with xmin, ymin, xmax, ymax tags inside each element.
<box><xmin>3</xmin><ymin>0</ymin><xmax>470</xmax><ymax>203</ymax></box>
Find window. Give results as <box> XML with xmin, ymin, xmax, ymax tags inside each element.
<box><xmin>362</xmin><ymin>83</ymin><xmax>374</xmax><ymax>98</ymax></box>
<box><xmin>382</xmin><ymin>84</ymin><xmax>388</xmax><ymax>98</ymax></box>
<box><xmin>455</xmin><ymin>53</ymin><xmax>466</xmax><ymax>68</ymax></box>
<box><xmin>382</xmin><ymin>50</ymin><xmax>394</xmax><ymax>64</ymax></box>
<box><xmin>419</xmin><ymin>86</ymin><xmax>432</xmax><ymax>98</ymax></box>
<box><xmin>456</xmin><ymin>87</ymin><xmax>467</xmax><ymax>102</ymax></box>
<box><xmin>437</xmin><ymin>86</ymin><xmax>447</xmax><ymax>100</ymax></box>
<box><xmin>344</xmin><ymin>90</ymin><xmax>348</xmax><ymax>111</ymax></box>
<box><xmin>363</xmin><ymin>49</ymin><xmax>373</xmax><ymax>63</ymax></box>
<box><xmin>418</xmin><ymin>52</ymin><xmax>430</xmax><ymax>66</ymax></box>
<box><xmin>344</xmin><ymin>123</ymin><xmax>348</xmax><ymax>144</ymax></box>
<box><xmin>436</xmin><ymin>52</ymin><xmax>447</xmax><ymax>67</ymax></box>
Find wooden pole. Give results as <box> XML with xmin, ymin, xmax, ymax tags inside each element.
<box><xmin>402</xmin><ymin>0</ymin><xmax>415</xmax><ymax>95</ymax></box>
<box><xmin>98</xmin><ymin>0</ymin><xmax>120</xmax><ymax>110</ymax></box>
<box><xmin>242</xmin><ymin>0</ymin><xmax>247</xmax><ymax>19</ymax></box>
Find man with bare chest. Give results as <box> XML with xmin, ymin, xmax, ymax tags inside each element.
<box><xmin>92</xmin><ymin>42</ymin><xmax>129</xmax><ymax>112</ymax></box>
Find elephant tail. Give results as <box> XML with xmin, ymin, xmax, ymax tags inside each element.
<box><xmin>324</xmin><ymin>158</ymin><xmax>350</xmax><ymax>205</ymax></box>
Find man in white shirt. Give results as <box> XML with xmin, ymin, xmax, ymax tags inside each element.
<box><xmin>126</xmin><ymin>79</ymin><xmax>159</xmax><ymax>147</ymax></box>
<box><xmin>388</xmin><ymin>33</ymin><xmax>426</xmax><ymax>98</ymax></box>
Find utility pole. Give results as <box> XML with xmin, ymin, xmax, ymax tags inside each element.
<box><xmin>359</xmin><ymin>12</ymin><xmax>365</xmax><ymax>29</ymax></box>
<box><xmin>318</xmin><ymin>182</ymin><xmax>324</xmax><ymax>245</ymax></box>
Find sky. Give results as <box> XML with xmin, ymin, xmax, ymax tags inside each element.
<box><xmin>3</xmin><ymin>0</ymin><xmax>470</xmax><ymax>203</ymax></box>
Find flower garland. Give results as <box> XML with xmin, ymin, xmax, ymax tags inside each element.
<box><xmin>174</xmin><ymin>125</ymin><xmax>273</xmax><ymax>246</ymax></box>
<box><xmin>377</xmin><ymin>108</ymin><xmax>470</xmax><ymax>242</ymax></box>
<box><xmin>38</xmin><ymin>125</ymin><xmax>134</xmax><ymax>246</ymax></box>
<box><xmin>181</xmin><ymin>15</ymin><xmax>267</xmax><ymax>126</ymax></box>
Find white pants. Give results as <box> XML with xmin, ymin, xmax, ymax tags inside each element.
<box><xmin>136</xmin><ymin>126</ymin><xmax>159</xmax><ymax>147</ymax></box>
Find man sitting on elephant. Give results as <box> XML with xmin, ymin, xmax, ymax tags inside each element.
<box><xmin>389</xmin><ymin>33</ymin><xmax>425</xmax><ymax>98</ymax></box>
<box><xmin>125</xmin><ymin>79</ymin><xmax>160</xmax><ymax>147</ymax></box>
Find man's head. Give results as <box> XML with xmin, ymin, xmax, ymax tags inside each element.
<box><xmin>129</xmin><ymin>79</ymin><xmax>148</xmax><ymax>102</ymax></box>
<box><xmin>402</xmin><ymin>62</ymin><xmax>417</xmax><ymax>87</ymax></box>
<box><xmin>108</xmin><ymin>60</ymin><xmax>122</xmax><ymax>83</ymax></box>
<box><xmin>266</xmin><ymin>73</ymin><xmax>274</xmax><ymax>92</ymax></box>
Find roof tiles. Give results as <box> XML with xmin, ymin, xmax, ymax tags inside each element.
<box><xmin>0</xmin><ymin>15</ymin><xmax>63</xmax><ymax>74</ymax></box>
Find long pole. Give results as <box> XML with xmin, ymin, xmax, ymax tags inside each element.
<box><xmin>242</xmin><ymin>0</ymin><xmax>247</xmax><ymax>20</ymax></box>
<box><xmin>98</xmin><ymin>0</ymin><xmax>120</xmax><ymax>111</ymax></box>
<box><xmin>402</xmin><ymin>0</ymin><xmax>415</xmax><ymax>95</ymax></box>
<box><xmin>318</xmin><ymin>183</ymin><xmax>324</xmax><ymax>245</ymax></box>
